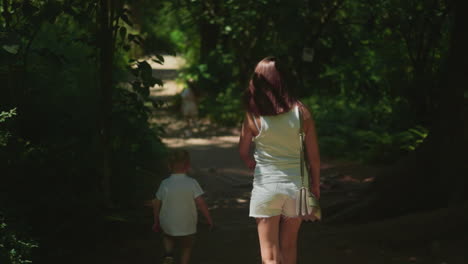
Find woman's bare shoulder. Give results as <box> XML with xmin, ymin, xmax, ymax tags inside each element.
<box><xmin>244</xmin><ymin>112</ymin><xmax>260</xmax><ymax>135</ymax></box>
<box><xmin>297</xmin><ymin>101</ymin><xmax>313</xmax><ymax>121</ymax></box>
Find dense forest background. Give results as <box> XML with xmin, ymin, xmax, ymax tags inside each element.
<box><xmin>1</xmin><ymin>0</ymin><xmax>467</xmax><ymax>263</ymax></box>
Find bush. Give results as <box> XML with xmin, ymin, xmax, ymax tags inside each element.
<box><xmin>1</xmin><ymin>113</ymin><xmax>37</xmax><ymax>264</ymax></box>
<box><xmin>302</xmin><ymin>95</ymin><xmax>428</xmax><ymax>163</ymax></box>
<box><xmin>0</xmin><ymin>218</ymin><xmax>37</xmax><ymax>264</ymax></box>
<box><xmin>199</xmin><ymin>84</ymin><xmax>243</xmax><ymax>127</ymax></box>
<box><xmin>0</xmin><ymin>109</ymin><xmax>16</xmax><ymax>147</ymax></box>
<box><xmin>111</xmin><ymin>88</ymin><xmax>168</xmax><ymax>206</ymax></box>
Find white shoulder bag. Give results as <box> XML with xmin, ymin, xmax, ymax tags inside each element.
<box><xmin>296</xmin><ymin>106</ymin><xmax>322</xmax><ymax>221</ymax></box>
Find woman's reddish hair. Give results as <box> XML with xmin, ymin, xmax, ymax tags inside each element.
<box><xmin>244</xmin><ymin>56</ymin><xmax>297</xmax><ymax>116</ymax></box>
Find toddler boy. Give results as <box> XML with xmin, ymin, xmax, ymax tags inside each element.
<box><xmin>152</xmin><ymin>149</ymin><xmax>213</xmax><ymax>264</ymax></box>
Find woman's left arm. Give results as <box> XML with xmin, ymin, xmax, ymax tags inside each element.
<box><xmin>303</xmin><ymin>107</ymin><xmax>321</xmax><ymax>199</ymax></box>
<box><xmin>239</xmin><ymin>114</ymin><xmax>256</xmax><ymax>170</ymax></box>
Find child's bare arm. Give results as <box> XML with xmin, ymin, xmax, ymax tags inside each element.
<box><xmin>152</xmin><ymin>199</ymin><xmax>162</xmax><ymax>232</ymax></box>
<box><xmin>195</xmin><ymin>196</ymin><xmax>213</xmax><ymax>228</ymax></box>
<box><xmin>152</xmin><ymin>199</ymin><xmax>161</xmax><ymax>219</ymax></box>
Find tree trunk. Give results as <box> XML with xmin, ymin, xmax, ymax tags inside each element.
<box><xmin>98</xmin><ymin>0</ymin><xmax>114</xmax><ymax>208</ymax></box>
<box><xmin>199</xmin><ymin>20</ymin><xmax>219</xmax><ymax>64</ymax></box>
<box><xmin>198</xmin><ymin>0</ymin><xmax>220</xmax><ymax>64</ymax></box>
<box><xmin>435</xmin><ymin>0</ymin><xmax>468</xmax><ymax>204</ymax></box>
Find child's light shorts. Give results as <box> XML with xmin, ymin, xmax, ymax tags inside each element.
<box><xmin>249</xmin><ymin>182</ymin><xmax>300</xmax><ymax>218</ymax></box>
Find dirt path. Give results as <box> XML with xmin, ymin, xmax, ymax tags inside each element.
<box><xmin>79</xmin><ymin>56</ymin><xmax>467</xmax><ymax>264</ymax></box>
<box><xmin>147</xmin><ymin>55</ymin><xmax>259</xmax><ymax>262</ymax></box>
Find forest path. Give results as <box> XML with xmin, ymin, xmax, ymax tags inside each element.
<box><xmin>148</xmin><ymin>55</ymin><xmax>262</xmax><ymax>263</ymax></box>
<box><xmin>88</xmin><ymin>55</ymin><xmax>466</xmax><ymax>264</ymax></box>
<box><xmin>146</xmin><ymin>55</ymin><xmax>372</xmax><ymax>263</ymax></box>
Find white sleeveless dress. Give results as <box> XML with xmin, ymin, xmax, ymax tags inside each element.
<box><xmin>181</xmin><ymin>88</ymin><xmax>198</xmax><ymax>117</ymax></box>
<box><xmin>249</xmin><ymin>105</ymin><xmax>310</xmax><ymax>218</ymax></box>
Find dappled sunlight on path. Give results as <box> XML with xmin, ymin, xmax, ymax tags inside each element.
<box><xmin>163</xmin><ymin>135</ymin><xmax>238</xmax><ymax>148</ymax></box>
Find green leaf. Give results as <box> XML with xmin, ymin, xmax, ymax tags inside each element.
<box><xmin>119</xmin><ymin>27</ymin><xmax>127</xmax><ymax>41</ymax></box>
<box><xmin>120</xmin><ymin>14</ymin><xmax>133</xmax><ymax>27</ymax></box>
<box><xmin>121</xmin><ymin>8</ymin><xmax>131</xmax><ymax>15</ymax></box>
<box><xmin>155</xmin><ymin>54</ymin><xmax>165</xmax><ymax>63</ymax></box>
<box><xmin>145</xmin><ymin>77</ymin><xmax>163</xmax><ymax>87</ymax></box>
<box><xmin>0</xmin><ymin>108</ymin><xmax>17</xmax><ymax>122</ymax></box>
<box><xmin>132</xmin><ymin>80</ymin><xmax>142</xmax><ymax>91</ymax></box>
<box><xmin>138</xmin><ymin>61</ymin><xmax>153</xmax><ymax>80</ymax></box>
<box><xmin>2</xmin><ymin>45</ymin><xmax>19</xmax><ymax>54</ymax></box>
<box><xmin>139</xmin><ymin>86</ymin><xmax>150</xmax><ymax>98</ymax></box>
<box><xmin>128</xmin><ymin>34</ymin><xmax>143</xmax><ymax>46</ymax></box>
<box><xmin>152</xmin><ymin>58</ymin><xmax>163</xmax><ymax>65</ymax></box>
<box><xmin>154</xmin><ymin>78</ymin><xmax>163</xmax><ymax>87</ymax></box>
<box><xmin>408</xmin><ymin>128</ymin><xmax>426</xmax><ymax>138</ymax></box>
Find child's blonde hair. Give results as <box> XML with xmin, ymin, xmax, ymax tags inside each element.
<box><xmin>168</xmin><ymin>149</ymin><xmax>190</xmax><ymax>166</ymax></box>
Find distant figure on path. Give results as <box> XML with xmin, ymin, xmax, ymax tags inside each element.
<box><xmin>180</xmin><ymin>85</ymin><xmax>198</xmax><ymax>135</ymax></box>
<box><xmin>152</xmin><ymin>149</ymin><xmax>213</xmax><ymax>264</ymax></box>
<box><xmin>239</xmin><ymin>57</ymin><xmax>321</xmax><ymax>264</ymax></box>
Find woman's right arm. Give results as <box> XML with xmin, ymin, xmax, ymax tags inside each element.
<box><xmin>239</xmin><ymin>113</ymin><xmax>256</xmax><ymax>170</ymax></box>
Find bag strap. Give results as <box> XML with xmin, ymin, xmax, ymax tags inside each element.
<box><xmin>298</xmin><ymin>105</ymin><xmax>306</xmax><ymax>188</ymax></box>
<box><xmin>251</xmin><ymin>113</ymin><xmax>261</xmax><ymax>132</ymax></box>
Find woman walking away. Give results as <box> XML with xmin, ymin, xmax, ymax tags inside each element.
<box><xmin>238</xmin><ymin>56</ymin><xmax>321</xmax><ymax>264</ymax></box>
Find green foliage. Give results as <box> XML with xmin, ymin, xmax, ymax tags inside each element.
<box><xmin>1</xmin><ymin>1</ymin><xmax>169</xmax><ymax>261</ymax></box>
<box><xmin>0</xmin><ymin>110</ymin><xmax>36</xmax><ymax>264</ymax></box>
<box><xmin>127</xmin><ymin>59</ymin><xmax>163</xmax><ymax>99</ymax></box>
<box><xmin>111</xmin><ymin>88</ymin><xmax>168</xmax><ymax>206</ymax></box>
<box><xmin>317</xmin><ymin>0</ymin><xmax>450</xmax><ymax>124</ymax></box>
<box><xmin>147</xmin><ymin>0</ymin><xmax>450</xmax><ymax>163</ymax></box>
<box><xmin>0</xmin><ymin>109</ymin><xmax>16</xmax><ymax>147</ymax></box>
<box><xmin>137</xmin><ymin>1</ymin><xmax>187</xmax><ymax>57</ymax></box>
<box><xmin>0</xmin><ymin>109</ymin><xmax>16</xmax><ymax>123</ymax></box>
<box><xmin>0</xmin><ymin>218</ymin><xmax>37</xmax><ymax>264</ymax></box>
<box><xmin>199</xmin><ymin>84</ymin><xmax>243</xmax><ymax>126</ymax></box>
<box><xmin>302</xmin><ymin>96</ymin><xmax>428</xmax><ymax>163</ymax></box>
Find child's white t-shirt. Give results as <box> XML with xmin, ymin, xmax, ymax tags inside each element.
<box><xmin>156</xmin><ymin>173</ymin><xmax>204</xmax><ymax>236</ymax></box>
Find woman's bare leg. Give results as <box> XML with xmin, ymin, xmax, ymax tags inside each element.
<box><xmin>279</xmin><ymin>216</ymin><xmax>302</xmax><ymax>264</ymax></box>
<box><xmin>256</xmin><ymin>216</ymin><xmax>281</xmax><ymax>264</ymax></box>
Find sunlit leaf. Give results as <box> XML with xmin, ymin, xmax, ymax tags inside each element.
<box><xmin>155</xmin><ymin>54</ymin><xmax>165</xmax><ymax>63</ymax></box>
<box><xmin>2</xmin><ymin>45</ymin><xmax>19</xmax><ymax>54</ymax></box>
<box><xmin>152</xmin><ymin>58</ymin><xmax>163</xmax><ymax>65</ymax></box>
